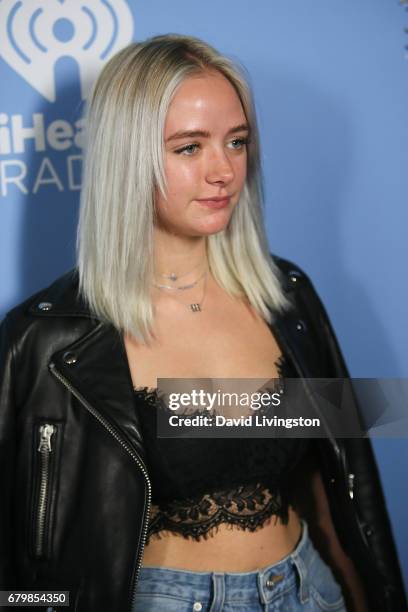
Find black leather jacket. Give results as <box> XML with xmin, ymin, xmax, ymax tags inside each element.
<box><xmin>0</xmin><ymin>255</ymin><xmax>406</xmax><ymax>612</ymax></box>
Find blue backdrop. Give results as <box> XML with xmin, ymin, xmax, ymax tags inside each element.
<box><xmin>0</xmin><ymin>0</ymin><xmax>407</xmax><ymax>594</ymax></box>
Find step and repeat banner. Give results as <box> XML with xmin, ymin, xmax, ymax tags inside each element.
<box><xmin>1</xmin><ymin>0</ymin><xmax>407</xmax><ymax>592</ymax></box>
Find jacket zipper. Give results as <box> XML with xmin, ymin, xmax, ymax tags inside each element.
<box><xmin>49</xmin><ymin>362</ymin><xmax>152</xmax><ymax>611</ymax></box>
<box><xmin>35</xmin><ymin>423</ymin><xmax>57</xmax><ymax>557</ymax></box>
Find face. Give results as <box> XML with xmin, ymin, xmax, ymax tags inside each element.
<box><xmin>155</xmin><ymin>70</ymin><xmax>249</xmax><ymax>236</ymax></box>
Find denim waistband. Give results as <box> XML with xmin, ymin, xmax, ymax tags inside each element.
<box><xmin>138</xmin><ymin>519</ymin><xmax>314</xmax><ymax>606</ymax></box>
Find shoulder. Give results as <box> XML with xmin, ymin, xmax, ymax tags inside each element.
<box><xmin>4</xmin><ymin>267</ymin><xmax>91</xmax><ymax>324</ymax></box>
<box><xmin>270</xmin><ymin>252</ymin><xmax>321</xmax><ymax>303</ymax></box>
<box><xmin>270</xmin><ymin>251</ymin><xmax>334</xmax><ymax>328</ymax></box>
<box><xmin>270</xmin><ymin>250</ymin><xmax>326</xmax><ymax>330</ymax></box>
<box><xmin>1</xmin><ymin>268</ymin><xmax>94</xmax><ymax>358</ymax></box>
<box><xmin>270</xmin><ymin>252</ymin><xmax>349</xmax><ymax>376</ymax></box>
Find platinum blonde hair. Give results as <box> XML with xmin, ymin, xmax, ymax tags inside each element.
<box><xmin>76</xmin><ymin>33</ymin><xmax>292</xmax><ymax>343</ymax></box>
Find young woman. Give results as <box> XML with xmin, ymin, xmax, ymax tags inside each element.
<box><xmin>0</xmin><ymin>34</ymin><xmax>405</xmax><ymax>612</ymax></box>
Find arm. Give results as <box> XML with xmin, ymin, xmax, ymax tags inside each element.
<box><xmin>282</xmin><ymin>257</ymin><xmax>406</xmax><ymax>610</ymax></box>
<box><xmin>292</xmin><ymin>446</ymin><xmax>369</xmax><ymax>612</ymax></box>
<box><xmin>0</xmin><ymin>316</ymin><xmax>17</xmax><ymax>589</ymax></box>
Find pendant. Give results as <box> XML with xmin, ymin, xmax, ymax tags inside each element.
<box><xmin>190</xmin><ymin>303</ymin><xmax>201</xmax><ymax>312</ymax></box>
<box><xmin>169</xmin><ymin>273</ymin><xmax>177</xmax><ymax>281</ymax></box>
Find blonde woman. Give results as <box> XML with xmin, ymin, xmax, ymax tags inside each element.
<box><xmin>0</xmin><ymin>34</ymin><xmax>405</xmax><ymax>612</ymax></box>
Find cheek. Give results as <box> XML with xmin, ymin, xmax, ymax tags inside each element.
<box><xmin>155</xmin><ymin>161</ymin><xmax>198</xmax><ymax>222</ymax></box>
<box><xmin>236</xmin><ymin>155</ymin><xmax>247</xmax><ymax>186</ymax></box>
<box><xmin>165</xmin><ymin>160</ymin><xmax>199</xmax><ymax>199</ymax></box>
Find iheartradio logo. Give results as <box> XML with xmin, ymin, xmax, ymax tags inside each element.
<box><xmin>0</xmin><ymin>0</ymin><xmax>134</xmax><ymax>102</ymax></box>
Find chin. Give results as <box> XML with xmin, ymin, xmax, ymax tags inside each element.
<box><xmin>194</xmin><ymin>220</ymin><xmax>231</xmax><ymax>237</ymax></box>
<box><xmin>192</xmin><ymin>209</ymin><xmax>233</xmax><ymax>236</ymax></box>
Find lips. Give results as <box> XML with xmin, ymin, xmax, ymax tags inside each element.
<box><xmin>196</xmin><ymin>196</ymin><xmax>231</xmax><ymax>209</ymax></box>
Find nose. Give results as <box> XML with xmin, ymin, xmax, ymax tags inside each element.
<box><xmin>205</xmin><ymin>148</ymin><xmax>235</xmax><ymax>185</ymax></box>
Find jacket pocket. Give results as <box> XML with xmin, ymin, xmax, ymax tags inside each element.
<box><xmin>29</xmin><ymin>421</ymin><xmax>62</xmax><ymax>559</ymax></box>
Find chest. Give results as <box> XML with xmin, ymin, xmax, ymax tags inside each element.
<box><xmin>124</xmin><ymin>299</ymin><xmax>284</xmax><ymax>389</ymax></box>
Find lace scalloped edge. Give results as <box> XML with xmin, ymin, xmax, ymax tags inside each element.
<box><xmin>146</xmin><ymin>500</ymin><xmax>291</xmax><ymax>543</ymax></box>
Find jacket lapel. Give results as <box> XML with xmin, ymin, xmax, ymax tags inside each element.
<box><xmin>28</xmin><ymin>272</ymin><xmax>148</xmax><ymax>462</ymax></box>
<box><xmin>50</xmin><ymin>321</ymin><xmax>148</xmax><ymax>462</ymax></box>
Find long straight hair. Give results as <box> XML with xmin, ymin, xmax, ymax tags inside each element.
<box><xmin>76</xmin><ymin>34</ymin><xmax>292</xmax><ymax>343</ymax></box>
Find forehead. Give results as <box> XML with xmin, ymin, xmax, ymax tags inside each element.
<box><xmin>165</xmin><ymin>71</ymin><xmax>246</xmax><ymax>132</ymax></box>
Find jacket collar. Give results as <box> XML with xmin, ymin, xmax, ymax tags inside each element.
<box><xmin>27</xmin><ymin>268</ymin><xmax>94</xmax><ymax>318</ymax></box>
<box><xmin>26</xmin><ymin>265</ymin><xmax>319</xmax><ymax>378</ymax></box>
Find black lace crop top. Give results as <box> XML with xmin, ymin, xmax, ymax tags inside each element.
<box><xmin>133</xmin><ymin>354</ymin><xmax>310</xmax><ymax>543</ymax></box>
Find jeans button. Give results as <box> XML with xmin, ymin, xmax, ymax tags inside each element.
<box><xmin>266</xmin><ymin>574</ymin><xmax>284</xmax><ymax>588</ymax></box>
<box><xmin>193</xmin><ymin>603</ymin><xmax>203</xmax><ymax>611</ymax></box>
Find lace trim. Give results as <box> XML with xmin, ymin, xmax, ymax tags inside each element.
<box><xmin>133</xmin><ymin>353</ymin><xmax>289</xmax><ymax>415</ymax></box>
<box><xmin>146</xmin><ymin>482</ymin><xmax>290</xmax><ymax>543</ymax></box>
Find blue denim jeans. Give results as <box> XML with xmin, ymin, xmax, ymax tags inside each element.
<box><xmin>133</xmin><ymin>519</ymin><xmax>347</xmax><ymax>611</ymax></box>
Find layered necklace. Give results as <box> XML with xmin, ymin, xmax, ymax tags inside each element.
<box><xmin>153</xmin><ymin>259</ymin><xmax>208</xmax><ymax>313</ymax></box>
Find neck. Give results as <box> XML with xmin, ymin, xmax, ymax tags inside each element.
<box><xmin>153</xmin><ymin>225</ymin><xmax>208</xmax><ymax>279</ymax></box>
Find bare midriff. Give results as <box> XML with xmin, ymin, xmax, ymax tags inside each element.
<box><xmin>141</xmin><ymin>506</ymin><xmax>302</xmax><ymax>572</ymax></box>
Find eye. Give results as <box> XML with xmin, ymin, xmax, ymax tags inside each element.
<box><xmin>175</xmin><ymin>143</ymin><xmax>200</xmax><ymax>156</ymax></box>
<box><xmin>228</xmin><ymin>137</ymin><xmax>250</xmax><ymax>150</ymax></box>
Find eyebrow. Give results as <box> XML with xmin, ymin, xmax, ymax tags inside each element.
<box><xmin>166</xmin><ymin>123</ymin><xmax>250</xmax><ymax>142</ymax></box>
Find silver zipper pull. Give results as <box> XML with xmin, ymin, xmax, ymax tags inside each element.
<box><xmin>348</xmin><ymin>472</ymin><xmax>355</xmax><ymax>499</ymax></box>
<box><xmin>38</xmin><ymin>424</ymin><xmax>56</xmax><ymax>452</ymax></box>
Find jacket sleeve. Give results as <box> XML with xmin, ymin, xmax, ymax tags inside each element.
<box><xmin>296</xmin><ymin>265</ymin><xmax>407</xmax><ymax>611</ymax></box>
<box><xmin>0</xmin><ymin>315</ymin><xmax>17</xmax><ymax>589</ymax></box>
